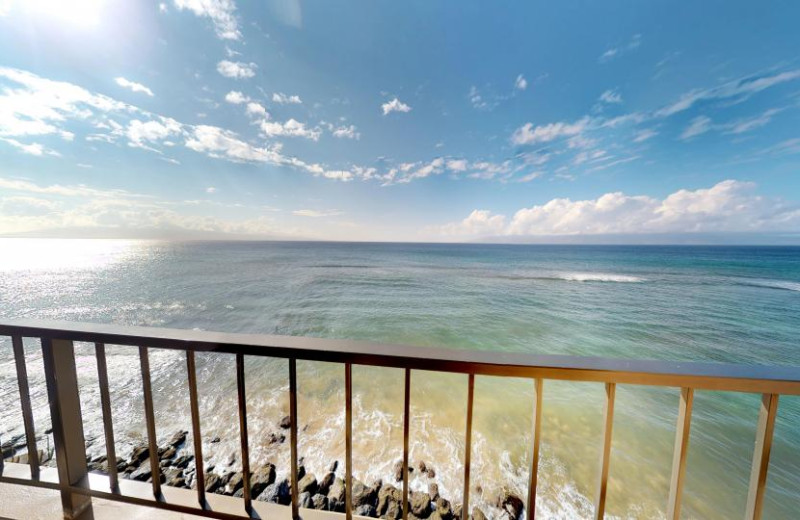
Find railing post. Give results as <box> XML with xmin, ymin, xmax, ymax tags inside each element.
<box><xmin>745</xmin><ymin>393</ymin><xmax>779</xmax><ymax>520</ymax></box>
<box><xmin>594</xmin><ymin>382</ymin><xmax>616</xmax><ymax>520</ymax></box>
<box><xmin>667</xmin><ymin>387</ymin><xmax>694</xmax><ymax>520</ymax></box>
<box><xmin>41</xmin><ymin>337</ymin><xmax>93</xmax><ymax>519</ymax></box>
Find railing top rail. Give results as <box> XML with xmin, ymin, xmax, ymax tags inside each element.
<box><xmin>2</xmin><ymin>319</ymin><xmax>800</xmax><ymax>394</ymax></box>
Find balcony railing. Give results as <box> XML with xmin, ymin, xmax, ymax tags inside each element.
<box><xmin>0</xmin><ymin>319</ymin><xmax>799</xmax><ymax>520</ymax></box>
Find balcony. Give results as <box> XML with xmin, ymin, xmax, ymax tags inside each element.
<box><xmin>0</xmin><ymin>319</ymin><xmax>798</xmax><ymax>520</ymax></box>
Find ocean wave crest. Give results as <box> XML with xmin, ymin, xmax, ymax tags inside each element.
<box><xmin>556</xmin><ymin>272</ymin><xmax>646</xmax><ymax>283</ymax></box>
<box><xmin>742</xmin><ymin>279</ymin><xmax>800</xmax><ymax>292</ymax></box>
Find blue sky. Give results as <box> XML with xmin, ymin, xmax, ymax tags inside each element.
<box><xmin>0</xmin><ymin>0</ymin><xmax>799</xmax><ymax>241</ymax></box>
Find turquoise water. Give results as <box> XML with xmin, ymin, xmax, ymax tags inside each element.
<box><xmin>0</xmin><ymin>239</ymin><xmax>799</xmax><ymax>519</ymax></box>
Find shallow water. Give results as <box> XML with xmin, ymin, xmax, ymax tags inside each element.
<box><xmin>0</xmin><ymin>239</ymin><xmax>799</xmax><ymax>519</ymax></box>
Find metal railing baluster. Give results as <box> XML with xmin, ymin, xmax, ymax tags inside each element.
<box><xmin>186</xmin><ymin>350</ymin><xmax>207</xmax><ymax>508</ymax></box>
<box><xmin>345</xmin><ymin>362</ymin><xmax>353</xmax><ymax>520</ymax></box>
<box><xmin>12</xmin><ymin>335</ymin><xmax>39</xmax><ymax>479</ymax></box>
<box><xmin>526</xmin><ymin>378</ymin><xmax>543</xmax><ymax>520</ymax></box>
<box><xmin>402</xmin><ymin>368</ymin><xmax>410</xmax><ymax>520</ymax></box>
<box><xmin>95</xmin><ymin>342</ymin><xmax>119</xmax><ymax>492</ymax></box>
<box><xmin>667</xmin><ymin>387</ymin><xmax>694</xmax><ymax>520</ymax></box>
<box><xmin>236</xmin><ymin>353</ymin><xmax>252</xmax><ymax>515</ymax></box>
<box><xmin>594</xmin><ymin>382</ymin><xmax>616</xmax><ymax>520</ymax></box>
<box><xmin>463</xmin><ymin>373</ymin><xmax>475</xmax><ymax>520</ymax></box>
<box><xmin>138</xmin><ymin>346</ymin><xmax>162</xmax><ymax>500</ymax></box>
<box><xmin>745</xmin><ymin>393</ymin><xmax>779</xmax><ymax>520</ymax></box>
<box><xmin>289</xmin><ymin>358</ymin><xmax>299</xmax><ymax>520</ymax></box>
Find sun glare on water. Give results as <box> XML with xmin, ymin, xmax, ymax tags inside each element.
<box><xmin>0</xmin><ymin>238</ymin><xmax>138</xmax><ymax>272</ymax></box>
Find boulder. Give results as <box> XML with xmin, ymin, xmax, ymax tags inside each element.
<box><xmin>393</xmin><ymin>460</ymin><xmax>404</xmax><ymax>482</ymax></box>
<box><xmin>495</xmin><ymin>490</ymin><xmax>524</xmax><ymax>520</ymax></box>
<box><xmin>356</xmin><ymin>504</ymin><xmax>377</xmax><ymax>517</ymax></box>
<box><xmin>130</xmin><ymin>462</ymin><xmax>153</xmax><ymax>482</ymax></box>
<box><xmin>298</xmin><ymin>473</ymin><xmax>318</xmax><ymax>495</ymax></box>
<box><xmin>377</xmin><ymin>484</ymin><xmax>402</xmax><ymax>517</ymax></box>
<box><xmin>312</xmin><ymin>493</ymin><xmax>328</xmax><ymax>510</ymax></box>
<box><xmin>255</xmin><ymin>478</ymin><xmax>291</xmax><ymax>505</ymax></box>
<box><xmin>159</xmin><ymin>446</ymin><xmax>177</xmax><ymax>461</ymax></box>
<box><xmin>410</xmin><ymin>491</ymin><xmax>431</xmax><ymax>518</ymax></box>
<box><xmin>172</xmin><ymin>455</ymin><xmax>194</xmax><ymax>469</ymax></box>
<box><xmin>327</xmin><ymin>498</ymin><xmax>344</xmax><ymax>513</ymax></box>
<box><xmin>329</xmin><ymin>460</ymin><xmax>339</xmax><ymax>473</ymax></box>
<box><xmin>300</xmin><ymin>492</ymin><xmax>313</xmax><ymax>509</ymax></box>
<box><xmin>226</xmin><ymin>472</ymin><xmax>244</xmax><ymax>495</ymax></box>
<box><xmin>417</xmin><ymin>460</ymin><xmax>427</xmax><ymax>473</ymax></box>
<box><xmin>250</xmin><ymin>463</ymin><xmax>276</xmax><ymax>497</ymax></box>
<box><xmin>434</xmin><ymin>497</ymin><xmax>452</xmax><ymax>520</ymax></box>
<box><xmin>327</xmin><ymin>477</ymin><xmax>346</xmax><ymax>503</ymax></box>
<box><xmin>318</xmin><ymin>472</ymin><xmax>335</xmax><ymax>496</ymax></box>
<box><xmin>279</xmin><ymin>416</ymin><xmax>291</xmax><ymax>429</ymax></box>
<box><xmin>167</xmin><ymin>430</ymin><xmax>188</xmax><ymax>448</ymax></box>
<box><xmin>129</xmin><ymin>445</ymin><xmax>149</xmax><ymax>465</ymax></box>
<box><xmin>204</xmin><ymin>473</ymin><xmax>224</xmax><ymax>493</ymax></box>
<box><xmin>352</xmin><ymin>478</ymin><xmax>377</xmax><ymax>508</ymax></box>
<box><xmin>428</xmin><ymin>483</ymin><xmax>439</xmax><ymax>501</ymax></box>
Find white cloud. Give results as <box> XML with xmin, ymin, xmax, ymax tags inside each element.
<box><xmin>125</xmin><ymin>118</ymin><xmax>183</xmax><ymax>150</ymax></box>
<box><xmin>599</xmin><ymin>89</ymin><xmax>622</xmax><ymax>104</ymax></box>
<box><xmin>381</xmin><ymin>98</ymin><xmax>411</xmax><ymax>115</ymax></box>
<box><xmin>272</xmin><ymin>92</ymin><xmax>302</xmax><ymax>105</ymax></box>
<box><xmin>330</xmin><ymin>124</ymin><xmax>360</xmax><ymax>140</ymax></box>
<box><xmin>633</xmin><ymin>128</ymin><xmax>659</xmax><ymax>142</ymax></box>
<box><xmin>186</xmin><ymin>124</ymin><xmax>283</xmax><ymax>162</ymax></box>
<box><xmin>216</xmin><ymin>60</ymin><xmax>256</xmax><ymax>79</ymax></box>
<box><xmin>514</xmin><ymin>74</ymin><xmax>528</xmax><ymax>91</ymax></box>
<box><xmin>292</xmin><ymin>209</ymin><xmax>343</xmax><ymax>218</ymax></box>
<box><xmin>515</xmin><ymin>171</ymin><xmax>544</xmax><ymax>183</ymax></box>
<box><xmin>114</xmin><ymin>77</ymin><xmax>154</xmax><ymax>97</ymax></box>
<box><xmin>224</xmin><ymin>90</ymin><xmax>249</xmax><ymax>104</ymax></box>
<box><xmin>433</xmin><ymin>180</ymin><xmax>799</xmax><ymax>237</ymax></box>
<box><xmin>599</xmin><ymin>34</ymin><xmax>641</xmax><ymax>63</ymax></box>
<box><xmin>432</xmin><ymin>210</ymin><xmax>507</xmax><ymax>237</ymax></box>
<box><xmin>656</xmin><ymin>69</ymin><xmax>800</xmax><ymax>117</ymax></box>
<box><xmin>680</xmin><ymin>116</ymin><xmax>712</xmax><ymax>140</ymax></box>
<box><xmin>173</xmin><ymin>0</ymin><xmax>240</xmax><ymax>40</ymax></box>
<box><xmin>260</xmin><ymin>118</ymin><xmax>321</xmax><ymax>141</ymax></box>
<box><xmin>0</xmin><ymin>138</ymin><xmax>60</xmax><ymax>157</ymax></box>
<box><xmin>511</xmin><ymin>117</ymin><xmax>589</xmax><ymax>145</ymax></box>
<box><xmin>722</xmin><ymin>108</ymin><xmax>781</xmax><ymax>135</ymax></box>
<box><xmin>245</xmin><ymin>102</ymin><xmax>268</xmax><ymax>117</ymax></box>
<box><xmin>446</xmin><ymin>159</ymin><xmax>468</xmax><ymax>172</ymax></box>
<box><xmin>206</xmin><ymin>186</ymin><xmax>216</xmax><ymax>194</ymax></box>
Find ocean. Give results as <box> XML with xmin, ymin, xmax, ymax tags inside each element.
<box><xmin>1</xmin><ymin>239</ymin><xmax>799</xmax><ymax>519</ymax></box>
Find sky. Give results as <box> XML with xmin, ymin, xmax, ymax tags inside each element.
<box><xmin>0</xmin><ymin>0</ymin><xmax>799</xmax><ymax>242</ymax></box>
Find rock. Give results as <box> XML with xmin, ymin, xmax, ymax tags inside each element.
<box><xmin>393</xmin><ymin>460</ymin><xmax>404</xmax><ymax>482</ymax></box>
<box><xmin>471</xmin><ymin>507</ymin><xmax>487</xmax><ymax>520</ymax></box>
<box><xmin>417</xmin><ymin>460</ymin><xmax>427</xmax><ymax>473</ymax></box>
<box><xmin>298</xmin><ymin>473</ymin><xmax>318</xmax><ymax>495</ymax></box>
<box><xmin>159</xmin><ymin>446</ymin><xmax>176</xmax><ymax>461</ymax></box>
<box><xmin>129</xmin><ymin>445</ymin><xmax>149</xmax><ymax>465</ymax></box>
<box><xmin>312</xmin><ymin>493</ymin><xmax>328</xmax><ymax>510</ymax></box>
<box><xmin>297</xmin><ymin>464</ymin><xmax>306</xmax><ymax>480</ymax></box>
<box><xmin>377</xmin><ymin>484</ymin><xmax>402</xmax><ymax>517</ymax></box>
<box><xmin>233</xmin><ymin>488</ymin><xmax>243</xmax><ymax>498</ymax></box>
<box><xmin>327</xmin><ymin>477</ymin><xmax>346</xmax><ymax>503</ymax></box>
<box><xmin>410</xmin><ymin>491</ymin><xmax>431</xmax><ymax>518</ymax></box>
<box><xmin>130</xmin><ymin>462</ymin><xmax>153</xmax><ymax>482</ymax></box>
<box><xmin>434</xmin><ymin>497</ymin><xmax>452</xmax><ymax>520</ymax></box>
<box><xmin>172</xmin><ymin>454</ymin><xmax>194</xmax><ymax>469</ymax></box>
<box><xmin>210</xmin><ymin>437</ymin><xmax>221</xmax><ymax>443</ymax></box>
<box><xmin>452</xmin><ymin>504</ymin><xmax>463</xmax><ymax>520</ymax></box>
<box><xmin>426</xmin><ymin>467</ymin><xmax>436</xmax><ymax>479</ymax></box>
<box><xmin>328</xmin><ymin>498</ymin><xmax>344</xmax><ymax>513</ymax></box>
<box><xmin>356</xmin><ymin>504</ymin><xmax>377</xmax><ymax>517</ymax></box>
<box><xmin>250</xmin><ymin>463</ymin><xmax>277</xmax><ymax>497</ymax></box>
<box><xmin>268</xmin><ymin>432</ymin><xmax>285</xmax><ymax>444</ymax></box>
<box><xmin>428</xmin><ymin>483</ymin><xmax>439</xmax><ymax>501</ymax></box>
<box><xmin>318</xmin><ymin>472</ymin><xmax>335</xmax><ymax>496</ymax></box>
<box><xmin>300</xmin><ymin>492</ymin><xmax>313</xmax><ymax>509</ymax></box>
<box><xmin>255</xmin><ymin>478</ymin><xmax>291</xmax><ymax>505</ymax></box>
<box><xmin>204</xmin><ymin>473</ymin><xmax>224</xmax><ymax>493</ymax></box>
<box><xmin>279</xmin><ymin>416</ymin><xmax>291</xmax><ymax>429</ymax></box>
<box><xmin>329</xmin><ymin>460</ymin><xmax>339</xmax><ymax>473</ymax></box>
<box><xmin>495</xmin><ymin>491</ymin><xmax>524</xmax><ymax>520</ymax></box>
<box><xmin>385</xmin><ymin>500</ymin><xmax>403</xmax><ymax>520</ymax></box>
<box><xmin>167</xmin><ymin>430</ymin><xmax>188</xmax><ymax>448</ymax></box>
<box><xmin>226</xmin><ymin>472</ymin><xmax>244</xmax><ymax>495</ymax></box>
<box><xmin>352</xmin><ymin>478</ymin><xmax>377</xmax><ymax>508</ymax></box>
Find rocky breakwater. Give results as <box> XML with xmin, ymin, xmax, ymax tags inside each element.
<box><xmin>85</xmin><ymin>418</ymin><xmax>525</xmax><ymax>520</ymax></box>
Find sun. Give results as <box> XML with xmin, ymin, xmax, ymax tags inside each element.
<box><xmin>8</xmin><ymin>0</ymin><xmax>107</xmax><ymax>28</ymax></box>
